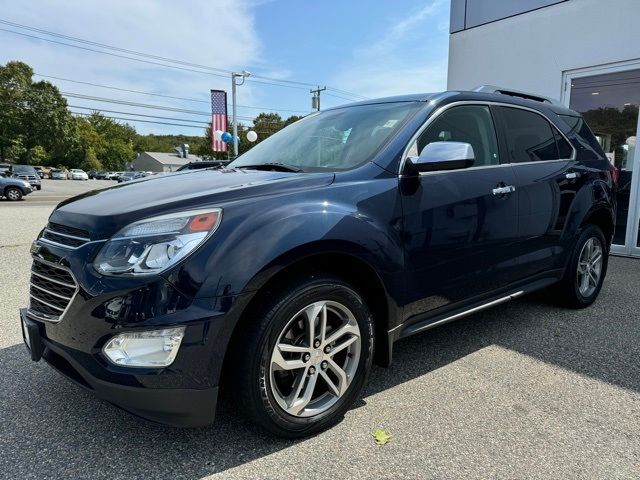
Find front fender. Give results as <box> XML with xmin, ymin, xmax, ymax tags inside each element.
<box><xmin>164</xmin><ymin>173</ymin><xmax>404</xmax><ymax>303</ymax></box>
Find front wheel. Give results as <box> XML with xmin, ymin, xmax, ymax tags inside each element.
<box><xmin>555</xmin><ymin>225</ymin><xmax>608</xmax><ymax>308</ymax></box>
<box><xmin>4</xmin><ymin>187</ymin><xmax>23</xmax><ymax>201</ymax></box>
<box><xmin>232</xmin><ymin>276</ymin><xmax>374</xmax><ymax>437</ymax></box>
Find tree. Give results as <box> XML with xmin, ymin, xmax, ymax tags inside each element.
<box><xmin>80</xmin><ymin>147</ymin><xmax>102</xmax><ymax>171</ymax></box>
<box><xmin>0</xmin><ymin>61</ymin><xmax>76</xmax><ymax>163</ymax></box>
<box><xmin>0</xmin><ymin>61</ymin><xmax>34</xmax><ymax>161</ymax></box>
<box><xmin>24</xmin><ymin>145</ymin><xmax>48</xmax><ymax>166</ymax></box>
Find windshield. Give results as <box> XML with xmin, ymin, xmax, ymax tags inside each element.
<box><xmin>13</xmin><ymin>165</ymin><xmax>37</xmax><ymax>174</ymax></box>
<box><xmin>229</xmin><ymin>102</ymin><xmax>421</xmax><ymax>172</ymax></box>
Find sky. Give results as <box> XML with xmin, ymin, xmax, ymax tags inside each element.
<box><xmin>0</xmin><ymin>0</ymin><xmax>451</xmax><ymax>136</ymax></box>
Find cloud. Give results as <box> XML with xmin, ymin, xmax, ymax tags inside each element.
<box><xmin>332</xmin><ymin>0</ymin><xmax>450</xmax><ymax>99</ymax></box>
<box><xmin>0</xmin><ymin>0</ymin><xmax>263</xmax><ymax>134</ymax></box>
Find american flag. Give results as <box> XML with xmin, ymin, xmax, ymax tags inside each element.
<box><xmin>210</xmin><ymin>90</ymin><xmax>228</xmax><ymax>152</ymax></box>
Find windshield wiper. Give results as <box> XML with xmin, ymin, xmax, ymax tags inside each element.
<box><xmin>237</xmin><ymin>163</ymin><xmax>303</xmax><ymax>173</ymax></box>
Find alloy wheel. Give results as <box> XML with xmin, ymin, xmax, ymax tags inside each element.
<box><xmin>6</xmin><ymin>188</ymin><xmax>21</xmax><ymax>201</ymax></box>
<box><xmin>269</xmin><ymin>300</ymin><xmax>361</xmax><ymax>418</ymax></box>
<box><xmin>576</xmin><ymin>237</ymin><xmax>603</xmax><ymax>297</ymax></box>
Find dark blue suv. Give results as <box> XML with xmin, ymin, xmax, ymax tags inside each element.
<box><xmin>20</xmin><ymin>87</ymin><xmax>616</xmax><ymax>437</ymax></box>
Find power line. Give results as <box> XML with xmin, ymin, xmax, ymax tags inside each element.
<box><xmin>68</xmin><ymin>106</ymin><xmax>211</xmax><ymax>124</ymax></box>
<box><xmin>8</xmin><ymin>85</ymin><xmax>296</xmax><ymax>126</ymax></box>
<box><xmin>35</xmin><ymin>73</ymin><xmax>311</xmax><ymax>113</ymax></box>
<box><xmin>71</xmin><ymin>111</ymin><xmax>209</xmax><ymax>129</ymax></box>
<box><xmin>0</xmin><ymin>18</ymin><xmax>369</xmax><ymax>100</ymax></box>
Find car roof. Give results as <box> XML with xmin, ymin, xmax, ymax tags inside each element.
<box><xmin>326</xmin><ymin>90</ymin><xmax>580</xmax><ymax>117</ymax></box>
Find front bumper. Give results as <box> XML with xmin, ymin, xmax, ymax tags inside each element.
<box><xmin>21</xmin><ymin>308</ymin><xmax>222</xmax><ymax>427</ymax></box>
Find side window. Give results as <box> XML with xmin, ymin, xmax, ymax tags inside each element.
<box><xmin>554</xmin><ymin>130</ymin><xmax>574</xmax><ymax>159</ymax></box>
<box><xmin>499</xmin><ymin>107</ymin><xmax>559</xmax><ymax>163</ymax></box>
<box><xmin>559</xmin><ymin>115</ymin><xmax>602</xmax><ymax>160</ymax></box>
<box><xmin>412</xmin><ymin>105</ymin><xmax>500</xmax><ymax>167</ymax></box>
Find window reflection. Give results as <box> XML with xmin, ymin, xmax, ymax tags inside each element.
<box><xmin>570</xmin><ymin>69</ymin><xmax>640</xmax><ymax>246</ymax></box>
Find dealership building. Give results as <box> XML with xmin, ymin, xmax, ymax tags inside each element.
<box><xmin>448</xmin><ymin>0</ymin><xmax>640</xmax><ymax>257</ymax></box>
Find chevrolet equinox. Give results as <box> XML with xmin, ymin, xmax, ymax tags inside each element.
<box><xmin>20</xmin><ymin>86</ymin><xmax>616</xmax><ymax>437</ymax></box>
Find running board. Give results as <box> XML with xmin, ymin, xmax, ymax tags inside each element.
<box><xmin>395</xmin><ymin>291</ymin><xmax>525</xmax><ymax>339</ymax></box>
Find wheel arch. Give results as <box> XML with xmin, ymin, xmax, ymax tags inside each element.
<box><xmin>581</xmin><ymin>206</ymin><xmax>615</xmax><ymax>247</ymax></box>
<box><xmin>221</xmin><ymin>247</ymin><xmax>397</xmax><ymax>389</ymax></box>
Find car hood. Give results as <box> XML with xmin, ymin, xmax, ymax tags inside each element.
<box><xmin>50</xmin><ymin>168</ymin><xmax>335</xmax><ymax>238</ymax></box>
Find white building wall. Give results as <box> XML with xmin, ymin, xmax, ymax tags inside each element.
<box><xmin>447</xmin><ymin>0</ymin><xmax>640</xmax><ymax>101</ymax></box>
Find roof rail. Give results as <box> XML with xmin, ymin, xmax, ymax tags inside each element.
<box><xmin>472</xmin><ymin>85</ymin><xmax>562</xmax><ymax>106</ymax></box>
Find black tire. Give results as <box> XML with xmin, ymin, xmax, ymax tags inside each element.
<box><xmin>231</xmin><ymin>275</ymin><xmax>374</xmax><ymax>438</ymax></box>
<box><xmin>36</xmin><ymin>185</ymin><xmax>41</xmax><ymax>190</ymax></box>
<box><xmin>4</xmin><ymin>187</ymin><xmax>23</xmax><ymax>201</ymax></box>
<box><xmin>554</xmin><ymin>224</ymin><xmax>608</xmax><ymax>308</ymax></box>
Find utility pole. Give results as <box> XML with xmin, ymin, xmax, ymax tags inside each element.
<box><xmin>310</xmin><ymin>86</ymin><xmax>326</xmax><ymax>111</ymax></box>
<box><xmin>231</xmin><ymin>70</ymin><xmax>251</xmax><ymax>157</ymax></box>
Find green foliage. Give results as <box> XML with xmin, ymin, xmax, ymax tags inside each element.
<box><xmin>80</xmin><ymin>147</ymin><xmax>102</xmax><ymax>171</ymax></box>
<box><xmin>25</xmin><ymin>145</ymin><xmax>48</xmax><ymax>165</ymax></box>
<box><xmin>1</xmin><ymin>60</ymin><xmax>309</xmax><ymax>167</ymax></box>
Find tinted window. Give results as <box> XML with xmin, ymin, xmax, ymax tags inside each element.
<box><xmin>559</xmin><ymin>115</ymin><xmax>603</xmax><ymax>161</ymax></box>
<box><xmin>415</xmin><ymin>105</ymin><xmax>500</xmax><ymax>167</ymax></box>
<box><xmin>12</xmin><ymin>165</ymin><xmax>37</xmax><ymax>174</ymax></box>
<box><xmin>554</xmin><ymin>130</ymin><xmax>574</xmax><ymax>158</ymax></box>
<box><xmin>499</xmin><ymin>107</ymin><xmax>559</xmax><ymax>163</ymax></box>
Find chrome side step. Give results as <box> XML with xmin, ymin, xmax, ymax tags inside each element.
<box><xmin>393</xmin><ymin>290</ymin><xmax>525</xmax><ymax>339</ymax></box>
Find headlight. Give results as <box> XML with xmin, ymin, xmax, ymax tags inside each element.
<box><xmin>103</xmin><ymin>327</ymin><xmax>185</xmax><ymax>367</ymax></box>
<box><xmin>94</xmin><ymin>208</ymin><xmax>222</xmax><ymax>276</ymax></box>
<box><xmin>22</xmin><ymin>181</ymin><xmax>31</xmax><ymax>187</ymax></box>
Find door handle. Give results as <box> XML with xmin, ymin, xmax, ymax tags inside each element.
<box><xmin>565</xmin><ymin>171</ymin><xmax>581</xmax><ymax>180</ymax></box>
<box><xmin>492</xmin><ymin>185</ymin><xmax>516</xmax><ymax>196</ymax></box>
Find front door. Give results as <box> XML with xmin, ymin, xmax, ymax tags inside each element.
<box><xmin>400</xmin><ymin>104</ymin><xmax>520</xmax><ymax>320</ymax></box>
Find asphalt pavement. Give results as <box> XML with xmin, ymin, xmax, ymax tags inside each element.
<box><xmin>1</xmin><ymin>201</ymin><xmax>639</xmax><ymax>479</ymax></box>
<box><xmin>1</xmin><ymin>178</ymin><xmax>117</xmax><ymax>204</ymax></box>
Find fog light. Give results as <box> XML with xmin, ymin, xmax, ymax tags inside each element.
<box><xmin>103</xmin><ymin>327</ymin><xmax>185</xmax><ymax>367</ymax></box>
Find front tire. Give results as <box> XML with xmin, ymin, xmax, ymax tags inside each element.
<box><xmin>555</xmin><ymin>224</ymin><xmax>608</xmax><ymax>308</ymax></box>
<box><xmin>5</xmin><ymin>187</ymin><xmax>23</xmax><ymax>201</ymax></box>
<box><xmin>232</xmin><ymin>275</ymin><xmax>374</xmax><ymax>438</ymax></box>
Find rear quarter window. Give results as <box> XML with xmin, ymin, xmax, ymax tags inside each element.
<box><xmin>559</xmin><ymin>115</ymin><xmax>605</xmax><ymax>161</ymax></box>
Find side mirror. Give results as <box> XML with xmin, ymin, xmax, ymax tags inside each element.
<box><xmin>408</xmin><ymin>141</ymin><xmax>475</xmax><ymax>173</ymax></box>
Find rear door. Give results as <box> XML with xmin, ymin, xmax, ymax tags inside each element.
<box><xmin>494</xmin><ymin>105</ymin><xmax>581</xmax><ymax>277</ymax></box>
<box><xmin>400</xmin><ymin>104</ymin><xmax>521</xmax><ymax>317</ymax></box>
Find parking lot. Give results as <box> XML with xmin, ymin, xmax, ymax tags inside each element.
<box><xmin>1</xmin><ymin>185</ymin><xmax>639</xmax><ymax>479</ymax></box>
<box><xmin>2</xmin><ymin>178</ymin><xmax>117</xmax><ymax>204</ymax></box>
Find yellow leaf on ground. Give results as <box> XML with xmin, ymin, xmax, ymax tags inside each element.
<box><xmin>372</xmin><ymin>428</ymin><xmax>391</xmax><ymax>445</ymax></box>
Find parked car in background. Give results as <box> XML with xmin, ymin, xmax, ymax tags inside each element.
<box><xmin>69</xmin><ymin>169</ymin><xmax>89</xmax><ymax>181</ymax></box>
<box><xmin>176</xmin><ymin>160</ymin><xmax>228</xmax><ymax>172</ymax></box>
<box><xmin>87</xmin><ymin>170</ymin><xmax>98</xmax><ymax>179</ymax></box>
<box><xmin>50</xmin><ymin>169</ymin><xmax>68</xmax><ymax>180</ymax></box>
<box><xmin>0</xmin><ymin>171</ymin><xmax>32</xmax><ymax>200</ymax></box>
<box><xmin>19</xmin><ymin>88</ymin><xmax>615</xmax><ymax>437</ymax></box>
<box><xmin>117</xmin><ymin>171</ymin><xmax>145</xmax><ymax>183</ymax></box>
<box><xmin>33</xmin><ymin>166</ymin><xmax>45</xmax><ymax>178</ymax></box>
<box><xmin>107</xmin><ymin>171</ymin><xmax>125</xmax><ymax>180</ymax></box>
<box><xmin>94</xmin><ymin>171</ymin><xmax>110</xmax><ymax>180</ymax></box>
<box><xmin>10</xmin><ymin>165</ymin><xmax>41</xmax><ymax>190</ymax></box>
<box><xmin>0</xmin><ymin>163</ymin><xmax>11</xmax><ymax>175</ymax></box>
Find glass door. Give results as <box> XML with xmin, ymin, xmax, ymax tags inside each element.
<box><xmin>567</xmin><ymin>66</ymin><xmax>640</xmax><ymax>256</ymax></box>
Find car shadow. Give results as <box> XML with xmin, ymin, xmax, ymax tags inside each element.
<box><xmin>1</xmin><ymin>258</ymin><xmax>637</xmax><ymax>477</ymax></box>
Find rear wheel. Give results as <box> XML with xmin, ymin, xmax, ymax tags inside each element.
<box><xmin>555</xmin><ymin>224</ymin><xmax>608</xmax><ymax>308</ymax></box>
<box><xmin>232</xmin><ymin>276</ymin><xmax>374</xmax><ymax>438</ymax></box>
<box><xmin>5</xmin><ymin>187</ymin><xmax>22</xmax><ymax>201</ymax></box>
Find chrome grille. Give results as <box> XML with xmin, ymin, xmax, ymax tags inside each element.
<box><xmin>41</xmin><ymin>222</ymin><xmax>91</xmax><ymax>248</ymax></box>
<box><xmin>28</xmin><ymin>258</ymin><xmax>78</xmax><ymax>322</ymax></box>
